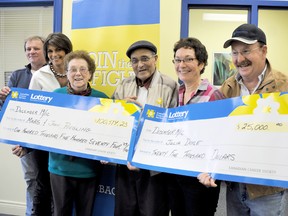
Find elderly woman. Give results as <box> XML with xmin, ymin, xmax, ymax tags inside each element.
<box><xmin>172</xmin><ymin>37</ymin><xmax>224</xmax><ymax>216</ymax></box>
<box><xmin>49</xmin><ymin>50</ymin><xmax>108</xmax><ymax>216</ymax></box>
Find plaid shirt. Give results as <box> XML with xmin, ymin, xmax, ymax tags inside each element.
<box><xmin>179</xmin><ymin>78</ymin><xmax>224</xmax><ymax>106</ymax></box>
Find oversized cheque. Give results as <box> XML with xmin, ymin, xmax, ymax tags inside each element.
<box><xmin>0</xmin><ymin>88</ymin><xmax>141</xmax><ymax>165</ymax></box>
<box><xmin>131</xmin><ymin>92</ymin><xmax>288</xmax><ymax>188</ymax></box>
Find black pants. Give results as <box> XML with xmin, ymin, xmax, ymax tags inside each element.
<box><xmin>114</xmin><ymin>165</ymin><xmax>170</xmax><ymax>216</ymax></box>
<box><xmin>172</xmin><ymin>175</ymin><xmax>221</xmax><ymax>216</ymax></box>
<box><xmin>30</xmin><ymin>150</ymin><xmax>53</xmax><ymax>216</ymax></box>
<box><xmin>50</xmin><ymin>173</ymin><xmax>99</xmax><ymax>216</ymax></box>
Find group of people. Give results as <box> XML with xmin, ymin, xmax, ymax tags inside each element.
<box><xmin>0</xmin><ymin>33</ymin><xmax>108</xmax><ymax>216</ymax></box>
<box><xmin>0</xmin><ymin>23</ymin><xmax>287</xmax><ymax>216</ymax></box>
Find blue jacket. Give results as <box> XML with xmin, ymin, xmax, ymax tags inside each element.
<box><xmin>8</xmin><ymin>64</ymin><xmax>33</xmax><ymax>89</ymax></box>
<box><xmin>1</xmin><ymin>64</ymin><xmax>33</xmax><ymax>110</ymax></box>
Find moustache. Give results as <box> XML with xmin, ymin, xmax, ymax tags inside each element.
<box><xmin>236</xmin><ymin>60</ymin><xmax>251</xmax><ymax>67</ymax></box>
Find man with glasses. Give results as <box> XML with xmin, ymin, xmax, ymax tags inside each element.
<box><xmin>198</xmin><ymin>24</ymin><xmax>288</xmax><ymax>216</ymax></box>
<box><xmin>113</xmin><ymin>40</ymin><xmax>178</xmax><ymax>216</ymax></box>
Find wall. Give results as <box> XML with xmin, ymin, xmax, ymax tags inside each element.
<box><xmin>259</xmin><ymin>9</ymin><xmax>288</xmax><ymax>73</ymax></box>
<box><xmin>0</xmin><ymin>144</ymin><xmax>26</xmax><ymax>215</ymax></box>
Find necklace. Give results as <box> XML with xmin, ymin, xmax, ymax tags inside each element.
<box><xmin>49</xmin><ymin>63</ymin><xmax>67</xmax><ymax>78</ymax></box>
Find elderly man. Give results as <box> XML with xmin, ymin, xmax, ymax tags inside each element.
<box><xmin>198</xmin><ymin>24</ymin><xmax>288</xmax><ymax>216</ymax></box>
<box><xmin>113</xmin><ymin>40</ymin><xmax>178</xmax><ymax>216</ymax></box>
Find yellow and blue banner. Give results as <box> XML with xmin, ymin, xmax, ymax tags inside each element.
<box><xmin>71</xmin><ymin>0</ymin><xmax>160</xmax><ymax>97</ymax></box>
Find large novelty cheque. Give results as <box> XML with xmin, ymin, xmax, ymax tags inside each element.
<box><xmin>131</xmin><ymin>92</ymin><xmax>288</xmax><ymax>188</ymax></box>
<box><xmin>0</xmin><ymin>88</ymin><xmax>141</xmax><ymax>165</ymax></box>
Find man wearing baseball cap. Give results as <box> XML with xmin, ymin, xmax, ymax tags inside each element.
<box><xmin>113</xmin><ymin>40</ymin><xmax>178</xmax><ymax>216</ymax></box>
<box><xmin>198</xmin><ymin>24</ymin><xmax>288</xmax><ymax>215</ymax></box>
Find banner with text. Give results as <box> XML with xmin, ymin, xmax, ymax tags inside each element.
<box><xmin>71</xmin><ymin>0</ymin><xmax>160</xmax><ymax>97</ymax></box>
<box><xmin>131</xmin><ymin>92</ymin><xmax>288</xmax><ymax>188</ymax></box>
<box><xmin>0</xmin><ymin>88</ymin><xmax>141</xmax><ymax>165</ymax></box>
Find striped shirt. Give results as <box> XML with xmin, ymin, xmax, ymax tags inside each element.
<box><xmin>179</xmin><ymin>78</ymin><xmax>224</xmax><ymax>106</ymax></box>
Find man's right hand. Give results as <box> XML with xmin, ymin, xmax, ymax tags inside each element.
<box><xmin>12</xmin><ymin>145</ymin><xmax>27</xmax><ymax>158</ymax></box>
<box><xmin>0</xmin><ymin>86</ymin><xmax>11</xmax><ymax>101</ymax></box>
<box><xmin>197</xmin><ymin>172</ymin><xmax>218</xmax><ymax>188</ymax></box>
